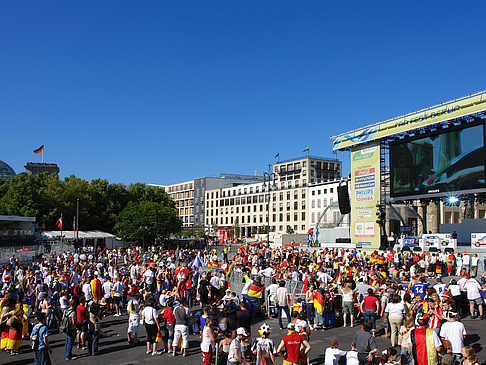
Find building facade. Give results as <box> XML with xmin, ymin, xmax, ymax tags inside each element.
<box><xmin>152</xmin><ymin>174</ymin><xmax>264</xmax><ymax>227</ymax></box>
<box><xmin>205</xmin><ymin>156</ymin><xmax>342</xmax><ymax>236</ymax></box>
<box><xmin>25</xmin><ymin>162</ymin><xmax>60</xmax><ymax>176</ymax></box>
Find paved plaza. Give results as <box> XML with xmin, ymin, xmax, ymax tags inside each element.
<box><xmin>2</xmin><ymin>307</ymin><xmax>485</xmax><ymax>365</ymax></box>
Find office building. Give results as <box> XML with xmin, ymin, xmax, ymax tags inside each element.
<box><xmin>205</xmin><ymin>156</ymin><xmax>342</xmax><ymax>235</ymax></box>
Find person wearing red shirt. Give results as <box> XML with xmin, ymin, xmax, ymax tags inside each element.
<box><xmin>360</xmin><ymin>288</ymin><xmax>380</xmax><ymax>334</ymax></box>
<box><xmin>276</xmin><ymin>324</ymin><xmax>311</xmax><ymax>365</ymax></box>
<box><xmin>76</xmin><ymin>298</ymin><xmax>88</xmax><ymax>350</ymax></box>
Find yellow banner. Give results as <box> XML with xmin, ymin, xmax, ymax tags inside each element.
<box><xmin>350</xmin><ymin>142</ymin><xmax>380</xmax><ymax>250</ymax></box>
<box><xmin>332</xmin><ymin>91</ymin><xmax>486</xmax><ymax>150</ymax></box>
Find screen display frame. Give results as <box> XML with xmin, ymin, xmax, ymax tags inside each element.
<box><xmin>389</xmin><ymin>121</ymin><xmax>486</xmax><ymax>200</ymax></box>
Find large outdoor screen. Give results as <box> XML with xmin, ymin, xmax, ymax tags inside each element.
<box><xmin>390</xmin><ymin>123</ymin><xmax>486</xmax><ymax>199</ymax></box>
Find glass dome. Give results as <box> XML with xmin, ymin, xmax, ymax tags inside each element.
<box><xmin>0</xmin><ymin>160</ymin><xmax>15</xmax><ymax>180</ymax></box>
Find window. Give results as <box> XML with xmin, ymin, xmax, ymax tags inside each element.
<box><xmin>317</xmin><ymin>200</ymin><xmax>321</xmax><ymax>208</ymax></box>
<box><xmin>287</xmin><ymin>192</ymin><xmax>290</xmax><ymax>200</ymax></box>
<box><xmin>280</xmin><ymin>192</ymin><xmax>283</xmax><ymax>200</ymax></box>
<box><xmin>293</xmin><ymin>212</ymin><xmax>298</xmax><ymax>221</ymax></box>
<box><xmin>272</xmin><ymin>214</ymin><xmax>276</xmax><ymax>222</ymax></box>
<box><xmin>312</xmin><ymin>190</ymin><xmax>315</xmax><ymax>196</ymax></box>
<box><xmin>260</xmin><ymin>215</ymin><xmax>263</xmax><ymax>223</ymax></box>
<box><xmin>301</xmin><ymin>225</ymin><xmax>305</xmax><ymax>231</ymax></box>
<box><xmin>273</xmin><ymin>203</ymin><xmax>276</xmax><ymax>210</ymax></box>
<box><xmin>242</xmin><ymin>206</ymin><xmax>245</xmax><ymax>213</ymax></box>
<box><xmin>253</xmin><ymin>215</ymin><xmax>257</xmax><ymax>223</ymax></box>
<box><xmin>330</xmin><ymin>188</ymin><xmax>333</xmax><ymax>193</ymax></box>
<box><xmin>254</xmin><ymin>205</ymin><xmax>257</xmax><ymax>212</ymax></box>
<box><xmin>279</xmin><ymin>202</ymin><xmax>283</xmax><ymax>211</ymax></box>
<box><xmin>318</xmin><ymin>189</ymin><xmax>321</xmax><ymax>195</ymax></box>
<box><xmin>253</xmin><ymin>196</ymin><xmax>257</xmax><ymax>203</ymax></box>
<box><xmin>323</xmin><ymin>198</ymin><xmax>327</xmax><ymax>206</ymax></box>
<box><xmin>312</xmin><ymin>200</ymin><xmax>315</xmax><ymax>208</ymax></box>
<box><xmin>250</xmin><ymin>187</ymin><xmax>253</xmax><ymax>193</ymax></box>
<box><xmin>286</xmin><ymin>213</ymin><xmax>291</xmax><ymax>222</ymax></box>
<box><xmin>311</xmin><ymin>212</ymin><xmax>315</xmax><ymax>223</ymax></box>
<box><xmin>256</xmin><ymin>186</ymin><xmax>259</xmax><ymax>193</ymax></box>
<box><xmin>303</xmin><ymin>161</ymin><xmax>307</xmax><ymax>167</ymax></box>
<box><xmin>295</xmin><ymin>180</ymin><xmax>300</xmax><ymax>188</ymax></box>
<box><xmin>279</xmin><ymin>225</ymin><xmax>283</xmax><ymax>231</ymax></box>
<box><xmin>287</xmin><ymin>181</ymin><xmax>292</xmax><ymax>188</ymax></box>
<box><xmin>281</xmin><ymin>182</ymin><xmax>285</xmax><ymax>189</ymax></box>
<box><xmin>241</xmin><ymin>216</ymin><xmax>245</xmax><ymax>223</ymax></box>
<box><xmin>302</xmin><ymin>201</ymin><xmax>306</xmax><ymax>209</ymax></box>
<box><xmin>302</xmin><ymin>190</ymin><xmax>306</xmax><ymax>199</ymax></box>
<box><xmin>279</xmin><ymin>213</ymin><xmax>283</xmax><ymax>222</ymax></box>
<box><xmin>273</xmin><ymin>193</ymin><xmax>276</xmax><ymax>202</ymax></box>
<box><xmin>302</xmin><ymin>212</ymin><xmax>306</xmax><ymax>220</ymax></box>
<box><xmin>287</xmin><ymin>202</ymin><xmax>291</xmax><ymax>210</ymax></box>
<box><xmin>303</xmin><ymin>179</ymin><xmax>307</xmax><ymax>186</ymax></box>
<box><xmin>260</xmin><ymin>205</ymin><xmax>263</xmax><ymax>211</ymax></box>
<box><xmin>236</xmin><ymin>207</ymin><xmax>239</xmax><ymax>213</ymax></box>
<box><xmin>294</xmin><ymin>201</ymin><xmax>298</xmax><ymax>210</ymax></box>
<box><xmin>324</xmin><ymin>189</ymin><xmax>327</xmax><ymax>194</ymax></box>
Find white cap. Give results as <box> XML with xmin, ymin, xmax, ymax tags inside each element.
<box><xmin>236</xmin><ymin>327</ymin><xmax>249</xmax><ymax>336</ymax></box>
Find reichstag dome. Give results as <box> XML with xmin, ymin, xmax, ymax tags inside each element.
<box><xmin>0</xmin><ymin>160</ymin><xmax>15</xmax><ymax>179</ymax></box>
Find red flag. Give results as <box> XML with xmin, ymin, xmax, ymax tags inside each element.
<box><xmin>56</xmin><ymin>214</ymin><xmax>63</xmax><ymax>230</ymax></box>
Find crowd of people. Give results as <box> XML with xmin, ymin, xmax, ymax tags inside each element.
<box><xmin>0</xmin><ymin>243</ymin><xmax>485</xmax><ymax>365</ymax></box>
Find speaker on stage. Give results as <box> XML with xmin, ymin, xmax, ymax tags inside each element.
<box><xmin>337</xmin><ymin>184</ymin><xmax>351</xmax><ymax>215</ymax></box>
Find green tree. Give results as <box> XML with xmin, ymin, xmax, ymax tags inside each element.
<box><xmin>231</xmin><ymin>217</ymin><xmax>240</xmax><ymax>238</ymax></box>
<box><xmin>286</xmin><ymin>225</ymin><xmax>295</xmax><ymax>234</ymax></box>
<box><xmin>114</xmin><ymin>200</ymin><xmax>180</xmax><ymax>246</ymax></box>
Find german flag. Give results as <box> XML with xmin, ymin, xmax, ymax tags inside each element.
<box><xmin>226</xmin><ymin>264</ymin><xmax>232</xmax><ymax>276</ymax></box>
<box><xmin>314</xmin><ymin>288</ymin><xmax>325</xmax><ymax>315</ymax></box>
<box><xmin>91</xmin><ymin>278</ymin><xmax>101</xmax><ymax>301</ymax></box>
<box><xmin>33</xmin><ymin>145</ymin><xmax>44</xmax><ymax>154</ymax></box>
<box><xmin>411</xmin><ymin>327</ymin><xmax>438</xmax><ymax>365</ymax></box>
<box><xmin>247</xmin><ymin>282</ymin><xmax>264</xmax><ymax>298</ymax></box>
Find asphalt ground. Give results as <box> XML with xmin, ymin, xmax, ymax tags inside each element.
<box><xmin>2</xmin><ymin>307</ymin><xmax>485</xmax><ymax>365</ymax></box>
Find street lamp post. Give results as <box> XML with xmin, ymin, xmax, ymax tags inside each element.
<box><xmin>263</xmin><ymin>163</ymin><xmax>276</xmax><ymax>247</ymax></box>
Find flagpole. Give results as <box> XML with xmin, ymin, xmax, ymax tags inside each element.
<box><xmin>76</xmin><ymin>198</ymin><xmax>79</xmax><ymax>252</ymax></box>
<box><xmin>42</xmin><ymin>145</ymin><xmax>44</xmax><ymax>163</ymax></box>
<box><xmin>60</xmin><ymin>213</ymin><xmax>63</xmax><ymax>245</ymax></box>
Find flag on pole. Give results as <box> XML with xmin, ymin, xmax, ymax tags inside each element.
<box><xmin>303</xmin><ymin>146</ymin><xmax>310</xmax><ymax>152</ymax></box>
<box><xmin>33</xmin><ymin>145</ymin><xmax>45</xmax><ymax>154</ymax></box>
<box><xmin>274</xmin><ymin>152</ymin><xmax>279</xmax><ymax>159</ymax></box>
<box><xmin>56</xmin><ymin>215</ymin><xmax>63</xmax><ymax>230</ymax></box>
<box><xmin>56</xmin><ymin>214</ymin><xmax>63</xmax><ymax>244</ymax></box>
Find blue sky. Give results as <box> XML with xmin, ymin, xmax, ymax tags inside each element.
<box><xmin>1</xmin><ymin>1</ymin><xmax>485</xmax><ymax>185</ymax></box>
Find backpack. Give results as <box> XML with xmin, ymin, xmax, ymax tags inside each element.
<box><xmin>30</xmin><ymin>324</ymin><xmax>45</xmax><ymax>350</ymax></box>
<box><xmin>60</xmin><ymin>310</ymin><xmax>73</xmax><ymax>333</ymax></box>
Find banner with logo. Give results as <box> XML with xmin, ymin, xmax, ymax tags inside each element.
<box><xmin>332</xmin><ymin>91</ymin><xmax>486</xmax><ymax>150</ymax></box>
<box><xmin>351</xmin><ymin>142</ymin><xmax>380</xmax><ymax>249</ymax></box>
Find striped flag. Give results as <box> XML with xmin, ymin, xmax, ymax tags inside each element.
<box><xmin>313</xmin><ymin>288</ymin><xmax>325</xmax><ymax>315</ymax></box>
<box><xmin>247</xmin><ymin>282</ymin><xmax>264</xmax><ymax>298</ymax></box>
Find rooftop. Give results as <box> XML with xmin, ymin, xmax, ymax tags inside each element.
<box><xmin>276</xmin><ymin>155</ymin><xmax>339</xmax><ymax>164</ymax></box>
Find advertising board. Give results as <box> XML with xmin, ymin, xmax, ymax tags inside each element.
<box><xmin>420</xmin><ymin>234</ymin><xmax>457</xmax><ymax>251</ymax></box>
<box><xmin>471</xmin><ymin>233</ymin><xmax>486</xmax><ymax>248</ymax></box>
<box><xmin>332</xmin><ymin>91</ymin><xmax>486</xmax><ymax>150</ymax></box>
<box><xmin>350</xmin><ymin>142</ymin><xmax>380</xmax><ymax>250</ymax></box>
<box><xmin>390</xmin><ymin>123</ymin><xmax>485</xmax><ymax>199</ymax></box>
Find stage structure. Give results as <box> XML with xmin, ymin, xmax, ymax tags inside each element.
<box><xmin>331</xmin><ymin>90</ymin><xmax>486</xmax><ymax>250</ymax></box>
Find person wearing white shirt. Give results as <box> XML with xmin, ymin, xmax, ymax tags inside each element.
<box><xmin>464</xmin><ymin>278</ymin><xmax>484</xmax><ymax>318</ymax></box>
<box><xmin>471</xmin><ymin>254</ymin><xmax>480</xmax><ymax>278</ymax></box>
<box><xmin>324</xmin><ymin>339</ymin><xmax>346</xmax><ymax>365</ymax></box>
<box><xmin>439</xmin><ymin>312</ymin><xmax>466</xmax><ymax>362</ymax></box>
<box><xmin>82</xmin><ymin>279</ymin><xmax>93</xmax><ymax>301</ymax></box>
<box><xmin>462</xmin><ymin>254</ymin><xmax>470</xmax><ymax>273</ymax></box>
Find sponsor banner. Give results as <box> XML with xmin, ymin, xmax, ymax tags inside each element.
<box><xmin>399</xmin><ymin>226</ymin><xmax>413</xmax><ymax>233</ymax></box>
<box><xmin>332</xmin><ymin>91</ymin><xmax>486</xmax><ymax>150</ymax></box>
<box><xmin>471</xmin><ymin>233</ymin><xmax>486</xmax><ymax>248</ymax></box>
<box><xmin>420</xmin><ymin>234</ymin><xmax>456</xmax><ymax>250</ymax></box>
<box><xmin>351</xmin><ymin>142</ymin><xmax>380</xmax><ymax>249</ymax></box>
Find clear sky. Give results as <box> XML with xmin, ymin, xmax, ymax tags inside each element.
<box><xmin>1</xmin><ymin>1</ymin><xmax>485</xmax><ymax>185</ymax></box>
